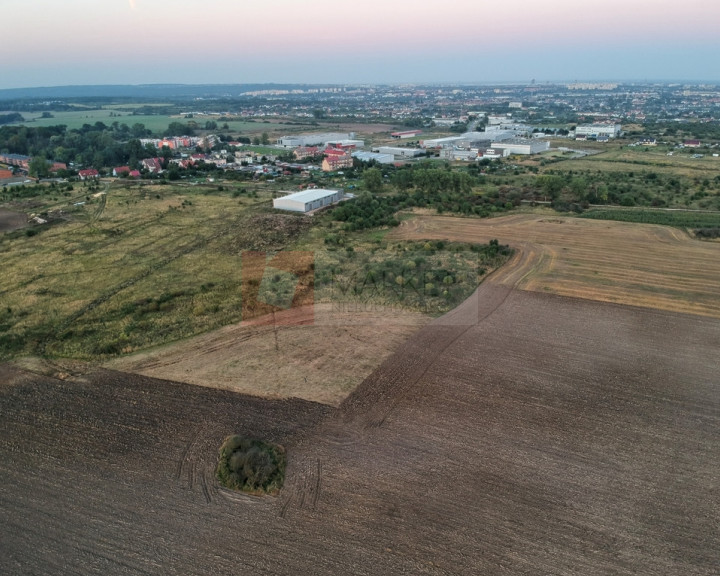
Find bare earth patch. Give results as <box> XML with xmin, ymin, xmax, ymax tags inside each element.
<box><xmin>391</xmin><ymin>213</ymin><xmax>720</xmax><ymax>318</ymax></box>
<box><xmin>0</xmin><ymin>208</ymin><xmax>27</xmax><ymax>232</ymax></box>
<box><xmin>107</xmin><ymin>303</ymin><xmax>429</xmax><ymax>406</ymax></box>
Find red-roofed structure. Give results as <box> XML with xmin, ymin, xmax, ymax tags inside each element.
<box><xmin>142</xmin><ymin>157</ymin><xmax>164</xmax><ymax>173</ymax></box>
<box><xmin>113</xmin><ymin>166</ymin><xmax>130</xmax><ymax>177</ymax></box>
<box><xmin>321</xmin><ymin>154</ymin><xmax>353</xmax><ymax>172</ymax></box>
<box><xmin>324</xmin><ymin>147</ymin><xmax>348</xmax><ymax>157</ymax></box>
<box><xmin>78</xmin><ymin>169</ymin><xmax>99</xmax><ymax>180</ymax></box>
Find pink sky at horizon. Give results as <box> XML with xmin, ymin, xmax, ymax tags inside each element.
<box><xmin>2</xmin><ymin>0</ymin><xmax>719</xmax><ymax>87</ymax></box>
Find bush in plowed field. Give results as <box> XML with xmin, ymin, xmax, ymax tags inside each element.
<box><xmin>216</xmin><ymin>436</ymin><xmax>286</xmax><ymax>494</ymax></box>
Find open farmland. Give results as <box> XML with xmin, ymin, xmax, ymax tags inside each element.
<box><xmin>546</xmin><ymin>145</ymin><xmax>720</xmax><ymax>177</ymax></box>
<box><xmin>16</xmin><ymin>110</ymin><xmax>290</xmax><ymax>134</ymax></box>
<box><xmin>2</xmin><ymin>277</ymin><xmax>719</xmax><ymax>574</ymax></box>
<box><xmin>390</xmin><ymin>213</ymin><xmax>720</xmax><ymax>318</ymax></box>
<box><xmin>107</xmin><ymin>304</ymin><xmax>429</xmax><ymax>406</ymax></box>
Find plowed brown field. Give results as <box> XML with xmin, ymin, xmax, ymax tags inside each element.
<box><xmin>390</xmin><ymin>213</ymin><xmax>720</xmax><ymax>318</ymax></box>
<box><xmin>2</xmin><ymin>278</ymin><xmax>719</xmax><ymax>574</ymax></box>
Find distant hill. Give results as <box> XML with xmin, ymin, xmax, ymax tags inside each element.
<box><xmin>0</xmin><ymin>84</ymin><xmax>341</xmax><ymax>100</ymax></box>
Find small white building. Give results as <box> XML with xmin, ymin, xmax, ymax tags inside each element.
<box><xmin>273</xmin><ymin>189</ymin><xmax>343</xmax><ymax>213</ymax></box>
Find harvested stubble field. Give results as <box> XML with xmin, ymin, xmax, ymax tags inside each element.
<box><xmin>2</xmin><ymin>279</ymin><xmax>719</xmax><ymax>574</ymax></box>
<box><xmin>390</xmin><ymin>213</ymin><xmax>720</xmax><ymax>318</ymax></box>
<box><xmin>107</xmin><ymin>304</ymin><xmax>429</xmax><ymax>406</ymax></box>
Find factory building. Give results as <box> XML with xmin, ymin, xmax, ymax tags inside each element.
<box><xmin>421</xmin><ymin>131</ymin><xmax>488</xmax><ymax>149</ymax></box>
<box><xmin>352</xmin><ymin>151</ymin><xmax>395</xmax><ymax>164</ymax></box>
<box><xmin>575</xmin><ymin>124</ymin><xmax>622</xmax><ymax>138</ymax></box>
<box><xmin>439</xmin><ymin>149</ymin><xmax>478</xmax><ymax>161</ymax></box>
<box><xmin>277</xmin><ymin>133</ymin><xmax>357</xmax><ymax>147</ymax></box>
<box><xmin>376</xmin><ymin>146</ymin><xmax>425</xmax><ymax>159</ymax></box>
<box><xmin>273</xmin><ymin>189</ymin><xmax>343</xmax><ymax>213</ymax></box>
<box><xmin>489</xmin><ymin>138</ymin><xmax>550</xmax><ymax>155</ymax></box>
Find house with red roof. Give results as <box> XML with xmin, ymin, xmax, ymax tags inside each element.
<box><xmin>294</xmin><ymin>146</ymin><xmax>319</xmax><ymax>160</ymax></box>
<box><xmin>141</xmin><ymin>157</ymin><xmax>164</xmax><ymax>173</ymax></box>
<box><xmin>113</xmin><ymin>166</ymin><xmax>131</xmax><ymax>177</ymax></box>
<box><xmin>78</xmin><ymin>169</ymin><xmax>99</xmax><ymax>180</ymax></box>
<box><xmin>321</xmin><ymin>153</ymin><xmax>353</xmax><ymax>172</ymax></box>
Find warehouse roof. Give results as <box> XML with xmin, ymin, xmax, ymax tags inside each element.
<box><xmin>277</xmin><ymin>189</ymin><xmax>340</xmax><ymax>203</ymax></box>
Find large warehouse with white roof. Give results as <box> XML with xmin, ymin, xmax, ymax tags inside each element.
<box><xmin>272</xmin><ymin>189</ymin><xmax>343</xmax><ymax>213</ymax></box>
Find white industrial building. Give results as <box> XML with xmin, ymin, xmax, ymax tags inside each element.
<box><xmin>273</xmin><ymin>189</ymin><xmax>343</xmax><ymax>213</ymax></box>
<box><xmin>376</xmin><ymin>146</ymin><xmax>425</xmax><ymax>158</ymax></box>
<box><xmin>490</xmin><ymin>138</ymin><xmax>550</xmax><ymax>155</ymax></box>
<box><xmin>439</xmin><ymin>149</ymin><xmax>478</xmax><ymax>161</ymax></box>
<box><xmin>421</xmin><ymin>131</ymin><xmax>486</xmax><ymax>149</ymax></box>
<box><xmin>276</xmin><ymin>133</ymin><xmax>357</xmax><ymax>147</ymax></box>
<box><xmin>352</xmin><ymin>151</ymin><xmax>395</xmax><ymax>164</ymax></box>
<box><xmin>575</xmin><ymin>124</ymin><xmax>622</xmax><ymax>138</ymax></box>
<box><xmin>326</xmin><ymin>139</ymin><xmax>366</xmax><ymax>149</ymax></box>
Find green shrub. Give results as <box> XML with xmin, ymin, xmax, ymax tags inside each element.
<box><xmin>216</xmin><ymin>436</ymin><xmax>286</xmax><ymax>494</ymax></box>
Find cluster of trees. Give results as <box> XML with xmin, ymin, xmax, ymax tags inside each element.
<box><xmin>539</xmin><ymin>169</ymin><xmax>720</xmax><ymax>210</ymax></box>
<box><xmin>332</xmin><ymin>165</ymin><xmax>521</xmax><ymax>230</ymax></box>
<box><xmin>0</xmin><ymin>123</ymin><xmax>158</xmax><ymax>169</ymax></box>
<box><xmin>331</xmin><ymin>194</ymin><xmax>400</xmax><ymax>230</ymax></box>
<box><xmin>0</xmin><ymin>113</ymin><xmax>24</xmax><ymax>126</ymax></box>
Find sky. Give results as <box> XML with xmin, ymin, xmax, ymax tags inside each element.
<box><xmin>1</xmin><ymin>0</ymin><xmax>719</xmax><ymax>88</ymax></box>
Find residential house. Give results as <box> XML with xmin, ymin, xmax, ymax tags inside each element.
<box><xmin>113</xmin><ymin>166</ymin><xmax>131</xmax><ymax>177</ymax></box>
<box><xmin>78</xmin><ymin>169</ymin><xmax>99</xmax><ymax>180</ymax></box>
<box><xmin>142</xmin><ymin>157</ymin><xmax>164</xmax><ymax>173</ymax></box>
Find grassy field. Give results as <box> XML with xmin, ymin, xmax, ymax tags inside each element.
<box><xmin>107</xmin><ymin>217</ymin><xmax>512</xmax><ymax>406</ymax></box>
<box><xmin>0</xmin><ymin>180</ymin><xmax>293</xmax><ymax>360</ymax></box>
<box><xmin>547</xmin><ymin>144</ymin><xmax>720</xmax><ymax>177</ymax></box>
<box><xmin>16</xmin><ymin>110</ymin><xmax>289</xmax><ymax>135</ymax></box>
<box><xmin>1</xmin><ymin>179</ymin><xmax>511</xmax><ymax>404</ymax></box>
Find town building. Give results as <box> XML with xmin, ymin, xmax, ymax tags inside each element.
<box><xmin>391</xmin><ymin>130</ymin><xmax>423</xmax><ymax>139</ymax></box>
<box><xmin>490</xmin><ymin>138</ymin><xmax>550</xmax><ymax>155</ymax></box>
<box><xmin>575</xmin><ymin>124</ymin><xmax>622</xmax><ymax>138</ymax></box>
<box><xmin>141</xmin><ymin>158</ymin><xmax>163</xmax><ymax>173</ymax></box>
<box><xmin>273</xmin><ymin>189</ymin><xmax>343</xmax><ymax>213</ymax></box>
<box><xmin>277</xmin><ymin>133</ymin><xmax>357</xmax><ymax>148</ymax></box>
<box><xmin>293</xmin><ymin>146</ymin><xmax>319</xmax><ymax>160</ymax></box>
<box><xmin>78</xmin><ymin>169</ymin><xmax>99</xmax><ymax>180</ymax></box>
<box><xmin>352</xmin><ymin>151</ymin><xmax>395</xmax><ymax>164</ymax></box>
<box><xmin>439</xmin><ymin>149</ymin><xmax>477</xmax><ymax>161</ymax></box>
<box><xmin>0</xmin><ymin>153</ymin><xmax>31</xmax><ymax>170</ymax></box>
<box><xmin>321</xmin><ymin>154</ymin><xmax>353</xmax><ymax>171</ymax></box>
<box><xmin>376</xmin><ymin>146</ymin><xmax>425</xmax><ymax>159</ymax></box>
<box><xmin>113</xmin><ymin>166</ymin><xmax>131</xmax><ymax>177</ymax></box>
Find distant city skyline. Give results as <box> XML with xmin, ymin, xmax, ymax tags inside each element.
<box><xmin>2</xmin><ymin>0</ymin><xmax>719</xmax><ymax>89</ymax></box>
